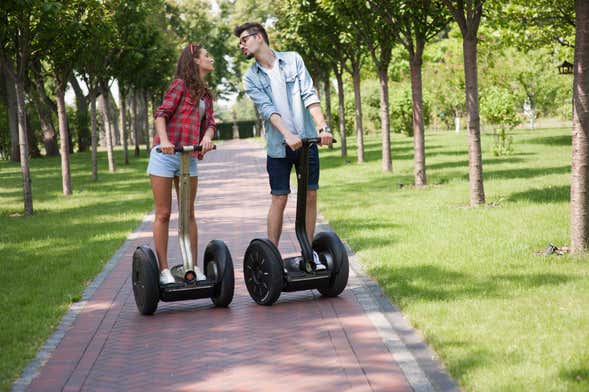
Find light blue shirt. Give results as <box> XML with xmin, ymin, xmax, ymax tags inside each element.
<box><xmin>243</xmin><ymin>51</ymin><xmax>321</xmax><ymax>158</ymax></box>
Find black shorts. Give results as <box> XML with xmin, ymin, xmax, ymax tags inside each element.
<box><xmin>266</xmin><ymin>144</ymin><xmax>319</xmax><ymax>195</ymax></box>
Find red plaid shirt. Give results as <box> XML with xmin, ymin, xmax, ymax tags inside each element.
<box><xmin>153</xmin><ymin>78</ymin><xmax>216</xmax><ymax>157</ymax></box>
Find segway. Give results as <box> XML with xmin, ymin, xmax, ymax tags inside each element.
<box><xmin>132</xmin><ymin>145</ymin><xmax>234</xmax><ymax>315</ymax></box>
<box><xmin>243</xmin><ymin>138</ymin><xmax>349</xmax><ymax>306</ymax></box>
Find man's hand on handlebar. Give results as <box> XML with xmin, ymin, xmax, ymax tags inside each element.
<box><xmin>284</xmin><ymin>133</ymin><xmax>302</xmax><ymax>151</ymax></box>
<box><xmin>318</xmin><ymin>131</ymin><xmax>333</xmax><ymax>146</ymax></box>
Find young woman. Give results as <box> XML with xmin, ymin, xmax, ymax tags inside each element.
<box><xmin>148</xmin><ymin>43</ymin><xmax>216</xmax><ymax>285</ymax></box>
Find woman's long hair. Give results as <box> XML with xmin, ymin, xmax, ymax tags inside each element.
<box><xmin>174</xmin><ymin>43</ymin><xmax>212</xmax><ymax>101</ymax></box>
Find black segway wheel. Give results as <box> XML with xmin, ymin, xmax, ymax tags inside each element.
<box><xmin>204</xmin><ymin>240</ymin><xmax>235</xmax><ymax>307</ymax></box>
<box><xmin>132</xmin><ymin>246</ymin><xmax>160</xmax><ymax>315</ymax></box>
<box><xmin>312</xmin><ymin>232</ymin><xmax>349</xmax><ymax>297</ymax></box>
<box><xmin>243</xmin><ymin>239</ymin><xmax>283</xmax><ymax>306</ymax></box>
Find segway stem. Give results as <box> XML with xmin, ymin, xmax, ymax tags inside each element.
<box><xmin>178</xmin><ymin>153</ymin><xmax>195</xmax><ymax>278</ymax></box>
<box><xmin>294</xmin><ymin>138</ymin><xmax>337</xmax><ymax>271</ymax></box>
<box><xmin>296</xmin><ymin>142</ymin><xmax>314</xmax><ymax>268</ymax></box>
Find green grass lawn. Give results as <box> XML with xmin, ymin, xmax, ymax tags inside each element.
<box><xmin>317</xmin><ymin>128</ymin><xmax>588</xmax><ymax>391</ymax></box>
<box><xmin>0</xmin><ymin>149</ymin><xmax>153</xmax><ymax>392</ymax></box>
<box><xmin>0</xmin><ymin>128</ymin><xmax>587</xmax><ymax>391</ymax></box>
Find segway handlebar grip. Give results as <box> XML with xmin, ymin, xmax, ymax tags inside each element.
<box><xmin>156</xmin><ymin>145</ymin><xmax>216</xmax><ymax>153</ymax></box>
<box><xmin>301</xmin><ymin>137</ymin><xmax>337</xmax><ymax>145</ymax></box>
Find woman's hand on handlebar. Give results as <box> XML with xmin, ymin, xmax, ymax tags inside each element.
<box><xmin>200</xmin><ymin>135</ymin><xmax>214</xmax><ymax>154</ymax></box>
<box><xmin>159</xmin><ymin>140</ymin><xmax>175</xmax><ymax>154</ymax></box>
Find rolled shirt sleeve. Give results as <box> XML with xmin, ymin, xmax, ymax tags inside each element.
<box><xmin>154</xmin><ymin>79</ymin><xmax>184</xmax><ymax>119</ymax></box>
<box><xmin>295</xmin><ymin>53</ymin><xmax>320</xmax><ymax>108</ymax></box>
<box><xmin>243</xmin><ymin>73</ymin><xmax>280</xmax><ymax>121</ymax></box>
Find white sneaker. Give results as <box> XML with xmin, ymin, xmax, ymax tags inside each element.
<box><xmin>195</xmin><ymin>267</ymin><xmax>207</xmax><ymax>281</ymax></box>
<box><xmin>313</xmin><ymin>251</ymin><xmax>326</xmax><ymax>271</ymax></box>
<box><xmin>160</xmin><ymin>268</ymin><xmax>175</xmax><ymax>285</ymax></box>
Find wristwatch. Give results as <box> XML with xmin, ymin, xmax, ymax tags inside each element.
<box><xmin>318</xmin><ymin>126</ymin><xmax>331</xmax><ymax>133</ymax></box>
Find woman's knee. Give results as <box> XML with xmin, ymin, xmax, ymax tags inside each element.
<box><xmin>155</xmin><ymin>209</ymin><xmax>172</xmax><ymax>224</ymax></box>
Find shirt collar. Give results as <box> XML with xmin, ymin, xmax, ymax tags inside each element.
<box><xmin>253</xmin><ymin>50</ymin><xmax>285</xmax><ymax>73</ymax></box>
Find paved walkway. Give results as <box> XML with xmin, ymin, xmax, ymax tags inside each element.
<box><xmin>14</xmin><ymin>139</ymin><xmax>458</xmax><ymax>392</ymax></box>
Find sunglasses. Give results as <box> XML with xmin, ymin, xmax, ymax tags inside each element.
<box><xmin>238</xmin><ymin>32</ymin><xmax>258</xmax><ymax>48</ymax></box>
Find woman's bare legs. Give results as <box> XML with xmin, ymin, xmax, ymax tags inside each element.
<box><xmin>151</xmin><ymin>175</ymin><xmax>174</xmax><ymax>271</ymax></box>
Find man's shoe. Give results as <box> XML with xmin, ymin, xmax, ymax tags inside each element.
<box><xmin>313</xmin><ymin>251</ymin><xmax>327</xmax><ymax>271</ymax></box>
<box><xmin>160</xmin><ymin>268</ymin><xmax>175</xmax><ymax>285</ymax></box>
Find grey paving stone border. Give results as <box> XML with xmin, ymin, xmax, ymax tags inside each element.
<box><xmin>11</xmin><ymin>214</ymin><xmax>154</xmax><ymax>392</ymax></box>
<box><xmin>316</xmin><ymin>217</ymin><xmax>460</xmax><ymax>392</ymax></box>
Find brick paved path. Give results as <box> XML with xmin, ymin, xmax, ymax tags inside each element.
<box><xmin>17</xmin><ymin>139</ymin><xmax>458</xmax><ymax>392</ymax></box>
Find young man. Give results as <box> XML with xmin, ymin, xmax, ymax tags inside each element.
<box><xmin>234</xmin><ymin>22</ymin><xmax>333</xmax><ymax>270</ymax></box>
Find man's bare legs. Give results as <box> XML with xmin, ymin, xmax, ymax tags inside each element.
<box><xmin>268</xmin><ymin>194</ymin><xmax>288</xmax><ymax>246</ymax></box>
<box><xmin>267</xmin><ymin>190</ymin><xmax>317</xmax><ymax>246</ymax></box>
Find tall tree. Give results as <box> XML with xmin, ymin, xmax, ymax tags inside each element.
<box><xmin>39</xmin><ymin>0</ymin><xmax>89</xmax><ymax>195</ymax></box>
<box><xmin>320</xmin><ymin>0</ymin><xmax>367</xmax><ymax>163</ymax></box>
<box><xmin>376</xmin><ymin>0</ymin><xmax>450</xmax><ymax>182</ymax></box>
<box><xmin>0</xmin><ymin>1</ymin><xmax>44</xmax><ymax>214</ymax></box>
<box><xmin>1</xmin><ymin>62</ymin><xmax>20</xmax><ymax>162</ymax></box>
<box><xmin>275</xmin><ymin>0</ymin><xmax>346</xmax><ymax>155</ymax></box>
<box><xmin>571</xmin><ymin>0</ymin><xmax>589</xmax><ymax>254</ymax></box>
<box><xmin>442</xmin><ymin>0</ymin><xmax>486</xmax><ymax>206</ymax></box>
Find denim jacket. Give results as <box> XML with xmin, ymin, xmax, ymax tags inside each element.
<box><xmin>243</xmin><ymin>51</ymin><xmax>320</xmax><ymax>158</ymax></box>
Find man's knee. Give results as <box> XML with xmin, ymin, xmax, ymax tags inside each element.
<box><xmin>271</xmin><ymin>194</ymin><xmax>288</xmax><ymax>209</ymax></box>
<box><xmin>306</xmin><ymin>190</ymin><xmax>317</xmax><ymax>203</ymax></box>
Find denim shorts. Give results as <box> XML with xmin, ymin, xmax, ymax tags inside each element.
<box><xmin>147</xmin><ymin>145</ymin><xmax>198</xmax><ymax>177</ymax></box>
<box><xmin>266</xmin><ymin>144</ymin><xmax>319</xmax><ymax>195</ymax></box>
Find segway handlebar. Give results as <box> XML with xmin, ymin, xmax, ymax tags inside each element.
<box><xmin>301</xmin><ymin>137</ymin><xmax>337</xmax><ymax>144</ymax></box>
<box><xmin>156</xmin><ymin>145</ymin><xmax>216</xmax><ymax>153</ymax></box>
<box><xmin>282</xmin><ymin>138</ymin><xmax>338</xmax><ymax>146</ymax></box>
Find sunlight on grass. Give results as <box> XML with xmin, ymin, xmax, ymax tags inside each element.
<box><xmin>0</xmin><ymin>149</ymin><xmax>153</xmax><ymax>391</ymax></box>
<box><xmin>318</xmin><ymin>128</ymin><xmax>589</xmax><ymax>392</ymax></box>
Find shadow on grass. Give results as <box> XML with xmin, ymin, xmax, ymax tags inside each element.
<box><xmin>371</xmin><ymin>264</ymin><xmax>574</xmax><ymax>303</ymax></box>
<box><xmin>328</xmin><ymin>218</ymin><xmax>400</xmax><ymax>249</ymax></box>
<box><xmin>527</xmin><ymin>135</ymin><xmax>571</xmax><ymax>146</ymax></box>
<box><xmin>509</xmin><ymin>185</ymin><xmax>569</xmax><ymax>203</ymax></box>
<box><xmin>482</xmin><ymin>165</ymin><xmax>570</xmax><ymax>181</ymax></box>
<box><xmin>560</xmin><ymin>364</ymin><xmax>589</xmax><ymax>389</ymax></box>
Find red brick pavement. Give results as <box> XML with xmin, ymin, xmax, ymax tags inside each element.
<box><xmin>25</xmin><ymin>139</ymin><xmax>414</xmax><ymax>392</ymax></box>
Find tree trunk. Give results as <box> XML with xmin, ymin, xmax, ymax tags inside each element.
<box><xmin>132</xmin><ymin>89</ymin><xmax>140</xmax><ymax>156</ymax></box>
<box><xmin>463</xmin><ymin>36</ymin><xmax>485</xmax><ymax>205</ymax></box>
<box><xmin>30</xmin><ymin>87</ymin><xmax>59</xmax><ymax>156</ymax></box>
<box><xmin>570</xmin><ymin>0</ymin><xmax>589</xmax><ymax>254</ymax></box>
<box><xmin>55</xmin><ymin>76</ymin><xmax>72</xmax><ymax>195</ymax></box>
<box><xmin>100</xmin><ymin>82</ymin><xmax>116</xmax><ymax>172</ymax></box>
<box><xmin>351</xmin><ymin>66</ymin><xmax>364</xmax><ymax>163</ymax></box>
<box><xmin>120</xmin><ymin>86</ymin><xmax>129</xmax><ymax>165</ymax></box>
<box><xmin>15</xmin><ymin>77</ymin><xmax>33</xmax><ymax>214</ymax></box>
<box><xmin>143</xmin><ymin>90</ymin><xmax>150</xmax><ymax>152</ymax></box>
<box><xmin>3</xmin><ymin>67</ymin><xmax>20</xmax><ymax>162</ymax></box>
<box><xmin>69</xmin><ymin>76</ymin><xmax>90</xmax><ymax>151</ymax></box>
<box><xmin>90</xmin><ymin>90</ymin><xmax>98</xmax><ymax>181</ymax></box>
<box><xmin>254</xmin><ymin>103</ymin><xmax>263</xmax><ymax>137</ymax></box>
<box><xmin>378</xmin><ymin>68</ymin><xmax>392</xmax><ymax>172</ymax></box>
<box><xmin>109</xmin><ymin>89</ymin><xmax>120</xmax><ymax>146</ymax></box>
<box><xmin>410</xmin><ymin>51</ymin><xmax>427</xmax><ymax>186</ymax></box>
<box><xmin>334</xmin><ymin>68</ymin><xmax>347</xmax><ymax>159</ymax></box>
<box><xmin>323</xmin><ymin>76</ymin><xmax>334</xmax><ymax>151</ymax></box>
